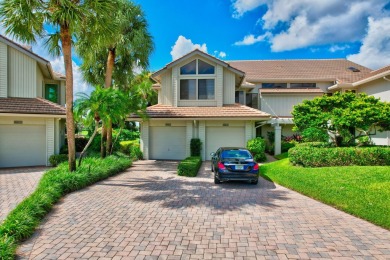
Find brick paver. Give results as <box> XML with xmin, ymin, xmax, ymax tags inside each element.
<box><xmin>0</xmin><ymin>167</ymin><xmax>47</xmax><ymax>222</ymax></box>
<box><xmin>18</xmin><ymin>160</ymin><xmax>390</xmax><ymax>259</ymax></box>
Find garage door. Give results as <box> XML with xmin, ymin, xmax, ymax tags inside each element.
<box><xmin>206</xmin><ymin>127</ymin><xmax>245</xmax><ymax>160</ymax></box>
<box><xmin>149</xmin><ymin>126</ymin><xmax>186</xmax><ymax>160</ymax></box>
<box><xmin>0</xmin><ymin>124</ymin><xmax>46</xmax><ymax>167</ymax></box>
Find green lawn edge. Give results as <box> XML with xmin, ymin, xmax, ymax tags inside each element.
<box><xmin>0</xmin><ymin>155</ymin><xmax>132</xmax><ymax>259</ymax></box>
<box><xmin>260</xmin><ymin>159</ymin><xmax>390</xmax><ymax>230</ymax></box>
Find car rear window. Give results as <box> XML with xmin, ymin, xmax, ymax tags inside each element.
<box><xmin>221</xmin><ymin>150</ymin><xmax>252</xmax><ymax>159</ymax></box>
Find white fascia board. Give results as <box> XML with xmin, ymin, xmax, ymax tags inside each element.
<box><xmin>0</xmin><ymin>113</ymin><xmax>66</xmax><ymax>119</ymax></box>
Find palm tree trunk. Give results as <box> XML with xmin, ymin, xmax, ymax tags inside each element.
<box><xmin>61</xmin><ymin>25</ymin><xmax>76</xmax><ymax>172</ymax></box>
<box><xmin>104</xmin><ymin>48</ymin><xmax>116</xmax><ymax>155</ymax></box>
<box><xmin>79</xmin><ymin>120</ymin><xmax>99</xmax><ymax>167</ymax></box>
<box><xmin>101</xmin><ymin>126</ymin><xmax>107</xmax><ymax>158</ymax></box>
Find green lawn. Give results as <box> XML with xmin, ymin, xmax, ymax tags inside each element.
<box><xmin>274</xmin><ymin>152</ymin><xmax>288</xmax><ymax>160</ymax></box>
<box><xmin>260</xmin><ymin>159</ymin><xmax>390</xmax><ymax>229</ymax></box>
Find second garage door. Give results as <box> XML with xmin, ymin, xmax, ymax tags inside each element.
<box><xmin>0</xmin><ymin>124</ymin><xmax>46</xmax><ymax>167</ymax></box>
<box><xmin>149</xmin><ymin>126</ymin><xmax>186</xmax><ymax>160</ymax></box>
<box><xmin>206</xmin><ymin>127</ymin><xmax>245</xmax><ymax>160</ymax></box>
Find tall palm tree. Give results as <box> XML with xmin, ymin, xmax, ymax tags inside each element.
<box><xmin>74</xmin><ymin>86</ymin><xmax>130</xmax><ymax>166</ymax></box>
<box><xmin>77</xmin><ymin>0</ymin><xmax>154</xmax><ymax>157</ymax></box>
<box><xmin>0</xmin><ymin>0</ymin><xmax>115</xmax><ymax>171</ymax></box>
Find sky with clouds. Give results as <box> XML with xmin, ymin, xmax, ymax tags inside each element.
<box><xmin>1</xmin><ymin>0</ymin><xmax>390</xmax><ymax>94</ymax></box>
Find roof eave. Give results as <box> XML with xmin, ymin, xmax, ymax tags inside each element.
<box><xmin>352</xmin><ymin>71</ymin><xmax>390</xmax><ymax>87</ymax></box>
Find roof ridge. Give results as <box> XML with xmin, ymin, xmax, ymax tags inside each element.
<box><xmin>227</xmin><ymin>58</ymin><xmax>348</xmax><ymax>62</ymax></box>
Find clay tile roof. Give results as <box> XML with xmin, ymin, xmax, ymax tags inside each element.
<box><xmin>131</xmin><ymin>104</ymin><xmax>270</xmax><ymax>119</ymax></box>
<box><xmin>364</xmin><ymin>65</ymin><xmax>390</xmax><ymax>78</ymax></box>
<box><xmin>0</xmin><ymin>97</ymin><xmax>66</xmax><ymax>115</ymax></box>
<box><xmin>227</xmin><ymin>59</ymin><xmax>373</xmax><ymax>83</ymax></box>
<box><xmin>260</xmin><ymin>88</ymin><xmax>324</xmax><ymax>94</ymax></box>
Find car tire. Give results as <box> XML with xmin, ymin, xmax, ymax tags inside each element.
<box><xmin>214</xmin><ymin>175</ymin><xmax>221</xmax><ymax>184</ymax></box>
<box><xmin>251</xmin><ymin>179</ymin><xmax>258</xmax><ymax>185</ymax></box>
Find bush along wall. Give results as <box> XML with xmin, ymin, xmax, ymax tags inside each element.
<box><xmin>247</xmin><ymin>137</ymin><xmax>266</xmax><ymax>162</ymax></box>
<box><xmin>0</xmin><ymin>155</ymin><xmax>132</xmax><ymax>259</ymax></box>
<box><xmin>289</xmin><ymin>146</ymin><xmax>390</xmax><ymax>167</ymax></box>
<box><xmin>177</xmin><ymin>156</ymin><xmax>202</xmax><ymax>177</ymax></box>
<box><xmin>190</xmin><ymin>138</ymin><xmax>202</xmax><ymax>156</ymax></box>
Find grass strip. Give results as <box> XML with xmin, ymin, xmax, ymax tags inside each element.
<box><xmin>260</xmin><ymin>159</ymin><xmax>390</xmax><ymax>230</ymax></box>
<box><xmin>0</xmin><ymin>155</ymin><xmax>132</xmax><ymax>259</ymax></box>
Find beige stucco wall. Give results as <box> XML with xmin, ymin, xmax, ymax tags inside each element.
<box><xmin>357</xmin><ymin>78</ymin><xmax>390</xmax><ymax>102</ymax></box>
<box><xmin>223</xmin><ymin>69</ymin><xmax>236</xmax><ymax>104</ymax></box>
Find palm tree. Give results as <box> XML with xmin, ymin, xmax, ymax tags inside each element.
<box><xmin>0</xmin><ymin>0</ymin><xmax>115</xmax><ymax>171</ymax></box>
<box><xmin>74</xmin><ymin>86</ymin><xmax>131</xmax><ymax>166</ymax></box>
<box><xmin>77</xmin><ymin>0</ymin><xmax>154</xmax><ymax>157</ymax></box>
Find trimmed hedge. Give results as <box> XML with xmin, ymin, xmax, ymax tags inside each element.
<box><xmin>289</xmin><ymin>146</ymin><xmax>390</xmax><ymax>167</ymax></box>
<box><xmin>49</xmin><ymin>154</ymin><xmax>68</xmax><ymax>167</ymax></box>
<box><xmin>190</xmin><ymin>138</ymin><xmax>202</xmax><ymax>156</ymax></box>
<box><xmin>119</xmin><ymin>140</ymin><xmax>143</xmax><ymax>160</ymax></box>
<box><xmin>247</xmin><ymin>137</ymin><xmax>266</xmax><ymax>162</ymax></box>
<box><xmin>177</xmin><ymin>156</ymin><xmax>202</xmax><ymax>177</ymax></box>
<box><xmin>0</xmin><ymin>155</ymin><xmax>132</xmax><ymax>259</ymax></box>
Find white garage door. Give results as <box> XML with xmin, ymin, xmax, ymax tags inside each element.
<box><xmin>149</xmin><ymin>126</ymin><xmax>186</xmax><ymax>160</ymax></box>
<box><xmin>0</xmin><ymin>124</ymin><xmax>46</xmax><ymax>167</ymax></box>
<box><xmin>206</xmin><ymin>127</ymin><xmax>245</xmax><ymax>160</ymax></box>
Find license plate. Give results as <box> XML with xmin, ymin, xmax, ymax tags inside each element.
<box><xmin>235</xmin><ymin>165</ymin><xmax>244</xmax><ymax>170</ymax></box>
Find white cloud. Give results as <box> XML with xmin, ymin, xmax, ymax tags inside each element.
<box><xmin>218</xmin><ymin>51</ymin><xmax>227</xmax><ymax>58</ymax></box>
<box><xmin>234</xmin><ymin>32</ymin><xmax>271</xmax><ymax>46</ymax></box>
<box><xmin>348</xmin><ymin>17</ymin><xmax>390</xmax><ymax>69</ymax></box>
<box><xmin>232</xmin><ymin>0</ymin><xmax>389</xmax><ymax>52</ymax></box>
<box><xmin>231</xmin><ymin>0</ymin><xmax>265</xmax><ymax>18</ymax></box>
<box><xmin>329</xmin><ymin>44</ymin><xmax>350</xmax><ymax>53</ymax></box>
<box><xmin>170</xmin><ymin>36</ymin><xmax>207</xmax><ymax>60</ymax></box>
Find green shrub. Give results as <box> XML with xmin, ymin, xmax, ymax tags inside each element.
<box><xmin>247</xmin><ymin>137</ymin><xmax>266</xmax><ymax>162</ymax></box>
<box><xmin>129</xmin><ymin>145</ymin><xmax>143</xmax><ymax>160</ymax></box>
<box><xmin>114</xmin><ymin>129</ymin><xmax>139</xmax><ymax>141</ymax></box>
<box><xmin>298</xmin><ymin>142</ymin><xmax>330</xmax><ymax>148</ymax></box>
<box><xmin>281</xmin><ymin>141</ymin><xmax>295</xmax><ymax>153</ymax></box>
<box><xmin>119</xmin><ymin>140</ymin><xmax>139</xmax><ymax>154</ymax></box>
<box><xmin>190</xmin><ymin>138</ymin><xmax>202</xmax><ymax>156</ymax></box>
<box><xmin>302</xmin><ymin>127</ymin><xmax>329</xmax><ymax>142</ymax></box>
<box><xmin>289</xmin><ymin>146</ymin><xmax>390</xmax><ymax>167</ymax></box>
<box><xmin>48</xmin><ymin>154</ymin><xmax>68</xmax><ymax>167</ymax></box>
<box><xmin>0</xmin><ymin>155</ymin><xmax>132</xmax><ymax>258</ymax></box>
<box><xmin>177</xmin><ymin>156</ymin><xmax>202</xmax><ymax>177</ymax></box>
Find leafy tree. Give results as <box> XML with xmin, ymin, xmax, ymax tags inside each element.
<box><xmin>74</xmin><ymin>86</ymin><xmax>130</xmax><ymax>165</ymax></box>
<box><xmin>76</xmin><ymin>0</ymin><xmax>153</xmax><ymax>157</ymax></box>
<box><xmin>131</xmin><ymin>71</ymin><xmax>158</xmax><ymax>107</ymax></box>
<box><xmin>292</xmin><ymin>92</ymin><xmax>390</xmax><ymax>146</ymax></box>
<box><xmin>0</xmin><ymin>0</ymin><xmax>114</xmax><ymax>171</ymax></box>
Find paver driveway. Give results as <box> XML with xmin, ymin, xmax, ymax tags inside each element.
<box><xmin>0</xmin><ymin>167</ymin><xmax>47</xmax><ymax>222</ymax></box>
<box><xmin>18</xmin><ymin>160</ymin><xmax>390</xmax><ymax>259</ymax></box>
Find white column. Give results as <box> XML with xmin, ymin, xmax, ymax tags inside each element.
<box><xmin>274</xmin><ymin>124</ymin><xmax>282</xmax><ymax>155</ymax></box>
<box><xmin>199</xmin><ymin>121</ymin><xmax>206</xmax><ymax>161</ymax></box>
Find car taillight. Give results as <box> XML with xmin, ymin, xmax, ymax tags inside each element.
<box><xmin>218</xmin><ymin>162</ymin><xmax>226</xmax><ymax>170</ymax></box>
<box><xmin>253</xmin><ymin>163</ymin><xmax>259</xmax><ymax>170</ymax></box>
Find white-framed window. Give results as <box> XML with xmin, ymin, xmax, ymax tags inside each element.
<box><xmin>179</xmin><ymin>59</ymin><xmax>215</xmax><ymax>100</ymax></box>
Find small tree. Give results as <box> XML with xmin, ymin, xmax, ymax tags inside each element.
<box><xmin>292</xmin><ymin>92</ymin><xmax>390</xmax><ymax>146</ymax></box>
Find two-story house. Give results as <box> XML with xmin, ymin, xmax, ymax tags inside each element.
<box><xmin>132</xmin><ymin>50</ymin><xmax>271</xmax><ymax>161</ymax></box>
<box><xmin>133</xmin><ymin>49</ymin><xmax>389</xmax><ymax>160</ymax></box>
<box><xmin>0</xmin><ymin>35</ymin><xmax>66</xmax><ymax>168</ymax></box>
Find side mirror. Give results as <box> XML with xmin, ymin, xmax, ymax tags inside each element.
<box><xmin>210</xmin><ymin>152</ymin><xmax>215</xmax><ymax>157</ymax></box>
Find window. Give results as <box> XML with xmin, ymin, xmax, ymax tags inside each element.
<box><xmin>262</xmin><ymin>83</ymin><xmax>287</xmax><ymax>88</ymax></box>
<box><xmin>246</xmin><ymin>93</ymin><xmax>258</xmax><ymax>109</ymax></box>
<box><xmin>235</xmin><ymin>91</ymin><xmax>244</xmax><ymax>104</ymax></box>
<box><xmin>290</xmin><ymin>83</ymin><xmax>316</xmax><ymax>88</ymax></box>
<box><xmin>179</xmin><ymin>59</ymin><xmax>215</xmax><ymax>100</ymax></box>
<box><xmin>45</xmin><ymin>84</ymin><xmax>59</xmax><ymax>103</ymax></box>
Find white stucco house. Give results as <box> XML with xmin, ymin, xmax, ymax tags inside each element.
<box><xmin>0</xmin><ymin>34</ymin><xmax>66</xmax><ymax>168</ymax></box>
<box><xmin>132</xmin><ymin>49</ymin><xmax>390</xmax><ymax>160</ymax></box>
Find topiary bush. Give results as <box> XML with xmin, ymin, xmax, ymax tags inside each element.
<box><xmin>289</xmin><ymin>146</ymin><xmax>390</xmax><ymax>167</ymax></box>
<box><xmin>177</xmin><ymin>156</ymin><xmax>202</xmax><ymax>177</ymax></box>
<box><xmin>119</xmin><ymin>140</ymin><xmax>139</xmax><ymax>154</ymax></box>
<box><xmin>247</xmin><ymin>137</ymin><xmax>266</xmax><ymax>162</ymax></box>
<box><xmin>49</xmin><ymin>154</ymin><xmax>68</xmax><ymax>167</ymax></box>
<box><xmin>190</xmin><ymin>138</ymin><xmax>202</xmax><ymax>156</ymax></box>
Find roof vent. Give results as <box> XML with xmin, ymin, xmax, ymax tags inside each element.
<box><xmin>348</xmin><ymin>67</ymin><xmax>360</xmax><ymax>72</ymax></box>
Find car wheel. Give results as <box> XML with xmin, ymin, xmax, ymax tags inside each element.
<box><xmin>214</xmin><ymin>174</ymin><xmax>221</xmax><ymax>184</ymax></box>
<box><xmin>251</xmin><ymin>179</ymin><xmax>258</xmax><ymax>185</ymax></box>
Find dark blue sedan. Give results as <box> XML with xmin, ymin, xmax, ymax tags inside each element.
<box><xmin>211</xmin><ymin>147</ymin><xmax>259</xmax><ymax>184</ymax></box>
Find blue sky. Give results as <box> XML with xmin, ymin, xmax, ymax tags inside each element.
<box><xmin>1</xmin><ymin>0</ymin><xmax>390</xmax><ymax>94</ymax></box>
<box><xmin>135</xmin><ymin>0</ymin><xmax>390</xmax><ymax>72</ymax></box>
